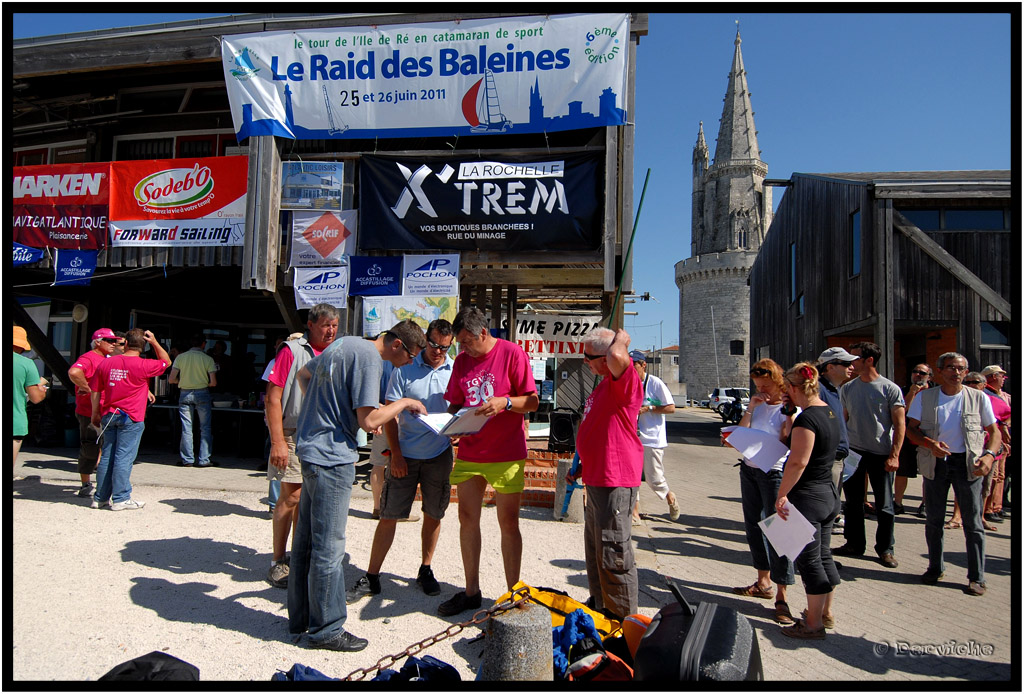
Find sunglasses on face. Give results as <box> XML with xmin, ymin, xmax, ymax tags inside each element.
<box><xmin>583</xmin><ymin>353</ymin><xmax>606</xmax><ymax>361</ymax></box>
<box><xmin>101</xmin><ymin>338</ymin><xmax>120</xmax><ymax>344</ymax></box>
<box><xmin>964</xmin><ymin>380</ymin><xmax>984</xmax><ymax>385</ymax></box>
<box><xmin>750</xmin><ymin>368</ymin><xmax>771</xmax><ymax>377</ymax></box>
<box><xmin>912</xmin><ymin>370</ymin><xmax>931</xmax><ymax>377</ymax></box>
<box><xmin>427</xmin><ymin>339</ymin><xmax>452</xmax><ymax>350</ymax></box>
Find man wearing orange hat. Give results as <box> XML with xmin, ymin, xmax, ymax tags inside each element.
<box><xmin>67</xmin><ymin>328</ymin><xmax>120</xmax><ymax>497</ymax></box>
<box><xmin>12</xmin><ymin>325</ymin><xmax>49</xmax><ymax>465</ymax></box>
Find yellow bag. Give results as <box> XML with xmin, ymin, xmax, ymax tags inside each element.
<box><xmin>496</xmin><ymin>581</ymin><xmax>623</xmax><ymax>638</ymax></box>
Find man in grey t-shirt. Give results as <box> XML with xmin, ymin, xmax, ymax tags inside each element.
<box><xmin>836</xmin><ymin>342</ymin><xmax>906</xmax><ymax>569</ymax></box>
<box><xmin>287</xmin><ymin>321</ymin><xmax>427</xmax><ymax>653</ymax></box>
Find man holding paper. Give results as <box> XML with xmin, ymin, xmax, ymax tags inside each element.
<box><xmin>347</xmin><ymin>320</ymin><xmax>455</xmax><ymax>604</ymax></box>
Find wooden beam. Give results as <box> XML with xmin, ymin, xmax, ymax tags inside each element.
<box><xmin>893</xmin><ymin>210</ymin><xmax>1012</xmax><ymax>319</ymax></box>
<box><xmin>461</xmin><ymin>268</ymin><xmax>604</xmax><ymax>287</ymax></box>
<box><xmin>242</xmin><ymin>136</ymin><xmax>282</xmax><ymax>292</ymax></box>
<box><xmin>11</xmin><ymin>299</ymin><xmax>71</xmax><ymax>389</ymax></box>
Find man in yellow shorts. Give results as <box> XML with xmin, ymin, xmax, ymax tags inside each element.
<box><xmin>439</xmin><ymin>307</ymin><xmax>539</xmax><ymax>616</ymax></box>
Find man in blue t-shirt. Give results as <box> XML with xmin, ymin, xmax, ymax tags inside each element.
<box><xmin>287</xmin><ymin>320</ymin><xmax>426</xmax><ymax>653</ymax></box>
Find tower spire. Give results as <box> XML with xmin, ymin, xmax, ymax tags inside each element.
<box><xmin>714</xmin><ymin>23</ymin><xmax>760</xmax><ymax>165</ymax></box>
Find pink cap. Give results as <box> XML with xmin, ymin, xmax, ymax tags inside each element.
<box><xmin>92</xmin><ymin>328</ymin><xmax>117</xmax><ymax>341</ymax></box>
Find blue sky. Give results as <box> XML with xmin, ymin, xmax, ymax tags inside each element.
<box><xmin>13</xmin><ymin>12</ymin><xmax>1013</xmax><ymax>354</ymax></box>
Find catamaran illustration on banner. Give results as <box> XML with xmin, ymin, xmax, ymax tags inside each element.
<box><xmin>462</xmin><ymin>70</ymin><xmax>511</xmax><ymax>133</ymax></box>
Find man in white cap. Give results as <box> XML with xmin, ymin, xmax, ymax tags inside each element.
<box><xmin>13</xmin><ymin>325</ymin><xmax>48</xmax><ymax>465</ymax></box>
<box><xmin>629</xmin><ymin>349</ymin><xmax>679</xmax><ymax>522</ymax></box>
<box><xmin>815</xmin><ymin>347</ymin><xmax>857</xmax><ymax>499</ymax></box>
<box><xmin>67</xmin><ymin>328</ymin><xmax>120</xmax><ymax>497</ymax></box>
<box><xmin>982</xmin><ymin>365</ymin><xmax>1010</xmax><ymax>406</ymax></box>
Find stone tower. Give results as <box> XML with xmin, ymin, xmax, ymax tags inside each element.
<box><xmin>675</xmin><ymin>28</ymin><xmax>773</xmax><ymax>402</ymax></box>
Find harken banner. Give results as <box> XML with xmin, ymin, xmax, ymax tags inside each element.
<box><xmin>108</xmin><ymin>156</ymin><xmax>248</xmax><ymax>247</ymax></box>
<box><xmin>221</xmin><ymin>13</ymin><xmax>629</xmax><ymax>140</ymax></box>
<box><xmin>13</xmin><ymin>163</ymin><xmax>110</xmax><ymax>249</ymax></box>
<box><xmin>359</xmin><ymin>152</ymin><xmax>603</xmax><ymax>251</ymax></box>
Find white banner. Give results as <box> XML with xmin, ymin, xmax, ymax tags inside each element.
<box><xmin>402</xmin><ymin>253</ymin><xmax>460</xmax><ymax>296</ymax></box>
<box><xmin>110</xmin><ymin>220</ymin><xmax>245</xmax><ymax>247</ymax></box>
<box><xmin>294</xmin><ymin>266</ymin><xmax>349</xmax><ymax>309</ymax></box>
<box><xmin>222</xmin><ymin>13</ymin><xmax>629</xmax><ymax>140</ymax></box>
<box><xmin>508</xmin><ymin>312</ymin><xmax>603</xmax><ymax>359</ymax></box>
<box><xmin>290</xmin><ymin>210</ymin><xmax>358</xmax><ymax>267</ymax></box>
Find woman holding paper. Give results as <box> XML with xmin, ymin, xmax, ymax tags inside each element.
<box><xmin>730</xmin><ymin>359</ymin><xmax>797</xmax><ymax>626</ymax></box>
<box><xmin>775</xmin><ymin>363</ymin><xmax>841</xmax><ymax>640</ymax></box>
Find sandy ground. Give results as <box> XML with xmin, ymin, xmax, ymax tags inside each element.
<box><xmin>11</xmin><ymin>474</ymin><xmax>592</xmax><ymax>682</ymax></box>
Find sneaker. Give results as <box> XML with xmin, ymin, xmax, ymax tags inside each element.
<box><xmin>196</xmin><ymin>461</ymin><xmax>216</xmax><ymax>468</ymax></box>
<box><xmin>346</xmin><ymin>575</ymin><xmax>381</xmax><ymax>604</ymax></box>
<box><xmin>668</xmin><ymin>498</ymin><xmax>681</xmax><ymax>521</ymax></box>
<box><xmin>179</xmin><ymin>461</ymin><xmax>194</xmax><ymax>467</ymax></box>
<box><xmin>417</xmin><ymin>566</ymin><xmax>441</xmax><ymax>596</ymax></box>
<box><xmin>893</xmin><ymin>502</ymin><xmax>905</xmax><ymax>515</ymax></box>
<box><xmin>965</xmin><ymin>581</ymin><xmax>987</xmax><ymax>597</ymax></box>
<box><xmin>110</xmin><ymin>498</ymin><xmax>145</xmax><ymax>511</ymax></box>
<box><xmin>834</xmin><ymin>515</ymin><xmax>845</xmax><ymax>528</ymax></box>
<box><xmin>984</xmin><ymin>512</ymin><xmax>1004</xmax><ymax>524</ymax></box>
<box><xmin>267</xmin><ymin>561</ymin><xmax>289</xmax><ymax>589</ymax></box>
<box><xmin>90</xmin><ymin>498</ymin><xmax>111</xmax><ymax>509</ymax></box>
<box><xmin>921</xmin><ymin>569</ymin><xmax>945</xmax><ymax>585</ymax></box>
<box><xmin>437</xmin><ymin>590</ymin><xmax>482</xmax><ymax>617</ymax></box>
<box><xmin>916</xmin><ymin>504</ymin><xmax>927</xmax><ymax>518</ymax></box>
<box><xmin>77</xmin><ymin>483</ymin><xmax>95</xmax><ymax>498</ymax></box>
<box><xmin>371</xmin><ymin>509</ymin><xmax>380</xmax><ymax>520</ymax></box>
<box><xmin>832</xmin><ymin>544</ymin><xmax>864</xmax><ymax>557</ymax></box>
<box><xmin>310</xmin><ymin>630</ymin><xmax>368</xmax><ymax>652</ymax></box>
<box><xmin>876</xmin><ymin>551</ymin><xmax>899</xmax><ymax>569</ymax></box>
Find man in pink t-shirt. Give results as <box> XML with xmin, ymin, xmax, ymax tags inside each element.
<box><xmin>66</xmin><ymin>327</ymin><xmax>118</xmax><ymax>498</ymax></box>
<box><xmin>438</xmin><ymin>307</ymin><xmax>539</xmax><ymax>617</ymax></box>
<box><xmin>569</xmin><ymin>326</ymin><xmax>643</xmax><ymax>619</ymax></box>
<box><xmin>89</xmin><ymin>328</ymin><xmax>170</xmax><ymax>511</ymax></box>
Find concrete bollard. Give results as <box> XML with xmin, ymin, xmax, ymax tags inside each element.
<box><xmin>553</xmin><ymin>458</ymin><xmax>584</xmax><ymax>523</ymax></box>
<box><xmin>478</xmin><ymin>603</ymin><xmax>553</xmax><ymax>681</ymax></box>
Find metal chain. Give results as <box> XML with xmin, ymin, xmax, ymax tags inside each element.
<box><xmin>342</xmin><ymin>586</ymin><xmax>532</xmax><ymax>681</ymax></box>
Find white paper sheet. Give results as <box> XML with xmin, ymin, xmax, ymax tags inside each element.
<box><xmin>842</xmin><ymin>450</ymin><xmax>862</xmax><ymax>483</ymax></box>
<box><xmin>414</xmin><ymin>406</ymin><xmax>488</xmax><ymax>436</ymax></box>
<box><xmin>721</xmin><ymin>426</ymin><xmax>791</xmax><ymax>473</ymax></box>
<box><xmin>758</xmin><ymin>501</ymin><xmax>817</xmax><ymax>560</ymax></box>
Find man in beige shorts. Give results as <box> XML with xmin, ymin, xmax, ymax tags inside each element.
<box><xmin>265</xmin><ymin>303</ymin><xmax>339</xmax><ymax>588</ymax></box>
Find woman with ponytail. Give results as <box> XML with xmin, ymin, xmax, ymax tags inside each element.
<box><xmin>775</xmin><ymin>362</ymin><xmax>841</xmax><ymax>640</ymax></box>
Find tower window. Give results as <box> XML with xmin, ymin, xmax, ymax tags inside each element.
<box><xmin>730</xmin><ymin>340</ymin><xmax>744</xmax><ymax>356</ymax></box>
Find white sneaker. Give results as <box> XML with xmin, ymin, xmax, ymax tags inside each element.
<box><xmin>668</xmin><ymin>498</ymin><xmax>681</xmax><ymax>521</ymax></box>
<box><xmin>90</xmin><ymin>499</ymin><xmax>111</xmax><ymax>509</ymax></box>
<box><xmin>110</xmin><ymin>498</ymin><xmax>145</xmax><ymax>511</ymax></box>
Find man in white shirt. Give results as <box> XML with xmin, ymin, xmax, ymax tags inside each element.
<box><xmin>906</xmin><ymin>352</ymin><xmax>1000</xmax><ymax>597</ymax></box>
<box><xmin>630</xmin><ymin>350</ymin><xmax>680</xmax><ymax>522</ymax></box>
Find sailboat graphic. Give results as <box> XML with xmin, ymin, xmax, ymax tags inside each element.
<box><xmin>462</xmin><ymin>70</ymin><xmax>511</xmax><ymax>133</ymax></box>
<box><xmin>230</xmin><ymin>48</ymin><xmax>260</xmax><ymax>78</ymax></box>
<box><xmin>322</xmin><ymin>85</ymin><xmax>350</xmax><ymax>135</ymax></box>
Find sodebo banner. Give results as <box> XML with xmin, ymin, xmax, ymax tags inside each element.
<box><xmin>402</xmin><ymin>253</ymin><xmax>459</xmax><ymax>296</ymax></box>
<box><xmin>294</xmin><ymin>266</ymin><xmax>349</xmax><ymax>309</ymax></box>
<box><xmin>13</xmin><ymin>163</ymin><xmax>110</xmax><ymax>249</ymax></box>
<box><xmin>221</xmin><ymin>13</ymin><xmax>629</xmax><ymax>140</ymax></box>
<box><xmin>108</xmin><ymin>156</ymin><xmax>248</xmax><ymax>247</ymax></box>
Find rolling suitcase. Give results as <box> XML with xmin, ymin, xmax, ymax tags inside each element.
<box><xmin>632</xmin><ymin>580</ymin><xmax>763</xmax><ymax>681</ymax></box>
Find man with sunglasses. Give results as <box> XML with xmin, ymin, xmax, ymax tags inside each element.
<box><xmin>439</xmin><ymin>307</ymin><xmax>539</xmax><ymax>617</ymax></box>
<box><xmin>815</xmin><ymin>347</ymin><xmax>857</xmax><ymax>531</ymax></box>
<box><xmin>895</xmin><ymin>364</ymin><xmax>934</xmax><ymax>516</ymax></box>
<box><xmin>836</xmin><ymin>341</ymin><xmax>906</xmax><ymax>569</ymax></box>
<box><xmin>347</xmin><ymin>320</ymin><xmax>455</xmax><ymax>605</ymax></box>
<box><xmin>67</xmin><ymin>328</ymin><xmax>120</xmax><ymax>499</ymax></box>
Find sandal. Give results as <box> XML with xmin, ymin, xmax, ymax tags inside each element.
<box><xmin>781</xmin><ymin>618</ymin><xmax>826</xmax><ymax>640</ymax></box>
<box><xmin>732</xmin><ymin>583</ymin><xmax>775</xmax><ymax>600</ymax></box>
<box><xmin>983</xmin><ymin>520</ymin><xmax>997</xmax><ymax>532</ymax></box>
<box><xmin>802</xmin><ymin>609</ymin><xmax>835</xmax><ymax>629</ymax></box>
<box><xmin>774</xmin><ymin>600</ymin><xmax>794</xmax><ymax>625</ymax></box>
<box><xmin>944</xmin><ymin>519</ymin><xmax>962</xmax><ymax>530</ymax></box>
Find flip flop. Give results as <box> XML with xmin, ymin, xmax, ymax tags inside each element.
<box><xmin>944</xmin><ymin>520</ymin><xmax>962</xmax><ymax>530</ymax></box>
<box><xmin>732</xmin><ymin>583</ymin><xmax>775</xmax><ymax>599</ymax></box>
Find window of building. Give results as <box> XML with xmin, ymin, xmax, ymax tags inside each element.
<box><xmin>52</xmin><ymin>144</ymin><xmax>88</xmax><ymax>164</ymax></box>
<box><xmin>118</xmin><ymin>138</ymin><xmax>174</xmax><ymax>160</ymax></box>
<box><xmin>945</xmin><ymin>209</ymin><xmax>1005</xmax><ymax>231</ymax></box>
<box><xmin>15</xmin><ymin>148</ymin><xmax>47</xmax><ymax>166</ymax></box>
<box><xmin>899</xmin><ymin>208</ymin><xmax>941</xmax><ymax>231</ymax></box>
<box><xmin>981</xmin><ymin>321</ymin><xmax>1011</xmax><ymax>349</ymax></box>
<box><xmin>672</xmin><ymin>356</ymin><xmax>678</xmax><ymax>365</ymax></box>
<box><xmin>790</xmin><ymin>243</ymin><xmax>797</xmax><ymax>303</ymax></box>
<box><xmin>176</xmin><ymin>135</ymin><xmax>216</xmax><ymax>158</ymax></box>
<box><xmin>797</xmin><ymin>294</ymin><xmax>805</xmax><ymax>317</ymax></box>
<box><xmin>850</xmin><ymin>210</ymin><xmax>861</xmax><ymax>276</ymax></box>
<box><xmin>729</xmin><ymin>340</ymin><xmax>744</xmax><ymax>356</ymax></box>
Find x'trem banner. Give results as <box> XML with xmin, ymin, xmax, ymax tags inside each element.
<box><xmin>359</xmin><ymin>153</ymin><xmax>603</xmax><ymax>251</ymax></box>
<box><xmin>109</xmin><ymin>156</ymin><xmax>248</xmax><ymax>247</ymax></box>
<box><xmin>222</xmin><ymin>13</ymin><xmax>629</xmax><ymax>140</ymax></box>
<box><xmin>505</xmin><ymin>312</ymin><xmax>603</xmax><ymax>359</ymax></box>
<box><xmin>13</xmin><ymin>163</ymin><xmax>110</xmax><ymax>249</ymax></box>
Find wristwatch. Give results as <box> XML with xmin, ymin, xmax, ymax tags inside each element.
<box><xmin>983</xmin><ymin>449</ymin><xmax>999</xmax><ymax>458</ymax></box>
<box><xmin>505</xmin><ymin>397</ymin><xmax>514</xmax><ymax>411</ymax></box>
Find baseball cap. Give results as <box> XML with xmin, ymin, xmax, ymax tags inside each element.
<box><xmin>13</xmin><ymin>325</ymin><xmax>31</xmax><ymax>351</ymax></box>
<box><xmin>92</xmin><ymin>328</ymin><xmax>117</xmax><ymax>341</ymax></box>
<box><xmin>629</xmin><ymin>349</ymin><xmax>647</xmax><ymax>363</ymax></box>
<box><xmin>981</xmin><ymin>365</ymin><xmax>1007</xmax><ymax>377</ymax></box>
<box><xmin>817</xmin><ymin>347</ymin><xmax>858</xmax><ymax>364</ymax></box>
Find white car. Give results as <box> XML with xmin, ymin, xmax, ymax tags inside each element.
<box><xmin>709</xmin><ymin>387</ymin><xmax>750</xmax><ymax>415</ymax></box>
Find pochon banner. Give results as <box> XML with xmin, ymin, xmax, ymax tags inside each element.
<box><xmin>222</xmin><ymin>13</ymin><xmax>629</xmax><ymax>140</ymax></box>
<box><xmin>108</xmin><ymin>156</ymin><xmax>248</xmax><ymax>247</ymax></box>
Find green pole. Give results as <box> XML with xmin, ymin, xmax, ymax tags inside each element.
<box><xmin>606</xmin><ymin>168</ymin><xmax>651</xmax><ymax>328</ymax></box>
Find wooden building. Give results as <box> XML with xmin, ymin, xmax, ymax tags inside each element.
<box><xmin>749</xmin><ymin>171</ymin><xmax>1012</xmax><ymax>385</ymax></box>
<box><xmin>12</xmin><ymin>12</ymin><xmax>648</xmax><ymax>445</ymax></box>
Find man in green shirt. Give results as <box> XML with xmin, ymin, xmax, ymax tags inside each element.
<box><xmin>13</xmin><ymin>325</ymin><xmax>48</xmax><ymax>465</ymax></box>
<box><xmin>168</xmin><ymin>334</ymin><xmax>219</xmax><ymax>467</ymax></box>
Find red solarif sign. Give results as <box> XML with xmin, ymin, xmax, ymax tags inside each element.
<box><xmin>13</xmin><ymin>163</ymin><xmax>110</xmax><ymax>249</ymax></box>
<box><xmin>109</xmin><ymin>156</ymin><xmax>248</xmax><ymax>246</ymax></box>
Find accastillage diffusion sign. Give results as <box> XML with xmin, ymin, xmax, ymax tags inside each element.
<box><xmin>221</xmin><ymin>13</ymin><xmax>629</xmax><ymax>140</ymax></box>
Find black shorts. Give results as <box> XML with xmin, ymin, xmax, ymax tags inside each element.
<box><xmin>896</xmin><ymin>446</ymin><xmax>918</xmax><ymax>478</ymax></box>
<box><xmin>379</xmin><ymin>448</ymin><xmax>454</xmax><ymax>520</ymax></box>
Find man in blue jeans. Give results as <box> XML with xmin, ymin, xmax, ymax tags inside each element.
<box><xmin>288</xmin><ymin>321</ymin><xmax>426</xmax><ymax>652</ymax></box>
<box><xmin>168</xmin><ymin>334</ymin><xmax>218</xmax><ymax>467</ymax></box>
